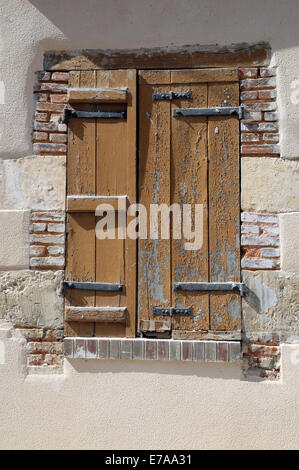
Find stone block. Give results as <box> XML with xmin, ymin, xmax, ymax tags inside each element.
<box><xmin>0</xmin><ymin>156</ymin><xmax>66</xmax><ymax>210</ymax></box>
<box><xmin>241</xmin><ymin>158</ymin><xmax>299</xmax><ymax>212</ymax></box>
<box><xmin>242</xmin><ymin>270</ymin><xmax>299</xmax><ymax>339</ymax></box>
<box><xmin>0</xmin><ymin>210</ymin><xmax>30</xmax><ymax>268</ymax></box>
<box><xmin>280</xmin><ymin>212</ymin><xmax>299</xmax><ymax>273</ymax></box>
<box><xmin>0</xmin><ymin>270</ymin><xmax>64</xmax><ymax>328</ymax></box>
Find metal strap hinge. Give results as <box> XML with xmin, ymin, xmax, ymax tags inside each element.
<box><xmin>173</xmin><ymin>106</ymin><xmax>244</xmax><ymax>119</ymax></box>
<box><xmin>63</xmin><ymin>108</ymin><xmax>126</xmax><ymax>123</ymax></box>
<box><xmin>64</xmin><ymin>281</ymin><xmax>123</xmax><ymax>292</ymax></box>
<box><xmin>153</xmin><ymin>90</ymin><xmax>192</xmax><ymax>101</ymax></box>
<box><xmin>173</xmin><ymin>282</ymin><xmax>246</xmax><ymax>296</ymax></box>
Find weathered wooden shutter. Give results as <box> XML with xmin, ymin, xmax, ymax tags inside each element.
<box><xmin>65</xmin><ymin>70</ymin><xmax>136</xmax><ymax>338</ymax></box>
<box><xmin>138</xmin><ymin>69</ymin><xmax>241</xmax><ymax>339</ymax></box>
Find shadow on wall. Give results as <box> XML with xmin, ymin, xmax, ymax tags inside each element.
<box><xmin>28</xmin><ymin>0</ymin><xmax>299</xmax><ymax>51</ymax></box>
<box><xmin>4</xmin><ymin>0</ymin><xmax>298</xmax><ymax>160</ymax></box>
<box><xmin>68</xmin><ymin>357</ymin><xmax>242</xmax><ymax>381</ymax></box>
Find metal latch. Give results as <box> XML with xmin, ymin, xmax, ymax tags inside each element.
<box><xmin>64</xmin><ymin>281</ymin><xmax>123</xmax><ymax>292</ymax></box>
<box><xmin>152</xmin><ymin>90</ymin><xmax>192</xmax><ymax>101</ymax></box>
<box><xmin>173</xmin><ymin>282</ymin><xmax>246</xmax><ymax>296</ymax></box>
<box><xmin>63</xmin><ymin>108</ymin><xmax>127</xmax><ymax>124</ymax></box>
<box><xmin>153</xmin><ymin>306</ymin><xmax>192</xmax><ymax>316</ymax></box>
<box><xmin>173</xmin><ymin>106</ymin><xmax>244</xmax><ymax>119</ymax></box>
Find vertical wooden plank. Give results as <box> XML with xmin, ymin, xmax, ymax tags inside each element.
<box><xmin>65</xmin><ymin>213</ymin><xmax>95</xmax><ymax>337</ymax></box>
<box><xmin>171</xmin><ymin>82</ymin><xmax>209</xmax><ymax>332</ymax></box>
<box><xmin>94</xmin><ymin>70</ymin><xmax>137</xmax><ymax>337</ymax></box>
<box><xmin>125</xmin><ymin>70</ymin><xmax>137</xmax><ymax>337</ymax></box>
<box><xmin>67</xmin><ymin>71</ymin><xmax>96</xmax><ymax>197</ymax></box>
<box><xmin>95</xmin><ymin>104</ymin><xmax>127</xmax><ymax>195</ymax></box>
<box><xmin>65</xmin><ymin>71</ymin><xmax>97</xmax><ymax>337</ymax></box>
<box><xmin>95</xmin><ymin>69</ymin><xmax>125</xmax><ymax>337</ymax></box>
<box><xmin>208</xmin><ymin>82</ymin><xmax>241</xmax><ymax>331</ymax></box>
<box><xmin>67</xmin><ymin>118</ymin><xmax>96</xmax><ymax>196</ymax></box>
<box><xmin>94</xmin><ymin>214</ymin><xmax>126</xmax><ymax>337</ymax></box>
<box><xmin>138</xmin><ymin>75</ymin><xmax>172</xmax><ymax>324</ymax></box>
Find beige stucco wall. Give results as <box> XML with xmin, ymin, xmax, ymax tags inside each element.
<box><xmin>0</xmin><ymin>0</ymin><xmax>299</xmax><ymax>449</ymax></box>
<box><xmin>0</xmin><ymin>324</ymin><xmax>299</xmax><ymax>450</ymax></box>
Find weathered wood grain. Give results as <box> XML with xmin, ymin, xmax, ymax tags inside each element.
<box><xmin>171</xmin><ymin>68</ymin><xmax>238</xmax><ymax>83</ymax></box>
<box><xmin>67</xmin><ymin>196</ymin><xmax>127</xmax><ymax>212</ymax></box>
<box><xmin>44</xmin><ymin>42</ymin><xmax>271</xmax><ymax>71</ymax></box>
<box><xmin>65</xmin><ymin>212</ymin><xmax>96</xmax><ymax>337</ymax></box>
<box><xmin>65</xmin><ymin>70</ymin><xmax>137</xmax><ymax>338</ymax></box>
<box><xmin>171</xmin><ymin>80</ymin><xmax>209</xmax><ymax>332</ymax></box>
<box><xmin>65</xmin><ymin>307</ymin><xmax>127</xmax><ymax>323</ymax></box>
<box><xmin>172</xmin><ymin>330</ymin><xmax>241</xmax><ymax>341</ymax></box>
<box><xmin>139</xmin><ymin>320</ymin><xmax>172</xmax><ymax>333</ymax></box>
<box><xmin>65</xmin><ymin>71</ymin><xmax>97</xmax><ymax>336</ymax></box>
<box><xmin>68</xmin><ymin>87</ymin><xmax>127</xmax><ymax>103</ymax></box>
<box><xmin>138</xmin><ymin>76</ymin><xmax>172</xmax><ymax>323</ymax></box>
<box><xmin>208</xmin><ymin>82</ymin><xmax>241</xmax><ymax>331</ymax></box>
<box><xmin>94</xmin><ymin>70</ymin><xmax>136</xmax><ymax>338</ymax></box>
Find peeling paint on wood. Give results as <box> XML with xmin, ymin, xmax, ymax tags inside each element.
<box><xmin>138</xmin><ymin>70</ymin><xmax>241</xmax><ymax>336</ymax></box>
<box><xmin>208</xmin><ymin>82</ymin><xmax>241</xmax><ymax>331</ymax></box>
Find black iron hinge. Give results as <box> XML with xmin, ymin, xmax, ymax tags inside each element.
<box><xmin>62</xmin><ymin>108</ymin><xmax>127</xmax><ymax>124</ymax></box>
<box><xmin>152</xmin><ymin>90</ymin><xmax>192</xmax><ymax>101</ymax></box>
<box><xmin>173</xmin><ymin>282</ymin><xmax>246</xmax><ymax>296</ymax></box>
<box><xmin>152</xmin><ymin>306</ymin><xmax>192</xmax><ymax>316</ymax></box>
<box><xmin>173</xmin><ymin>106</ymin><xmax>244</xmax><ymax>119</ymax></box>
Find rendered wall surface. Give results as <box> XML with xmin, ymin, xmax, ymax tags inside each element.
<box><xmin>0</xmin><ymin>0</ymin><xmax>299</xmax><ymax>449</ymax></box>
<box><xmin>0</xmin><ymin>326</ymin><xmax>299</xmax><ymax>450</ymax></box>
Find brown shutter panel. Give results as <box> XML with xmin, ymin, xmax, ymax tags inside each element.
<box><xmin>65</xmin><ymin>70</ymin><xmax>137</xmax><ymax>338</ymax></box>
<box><xmin>138</xmin><ymin>69</ymin><xmax>241</xmax><ymax>339</ymax></box>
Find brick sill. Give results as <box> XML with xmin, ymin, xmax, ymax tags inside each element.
<box><xmin>65</xmin><ymin>338</ymin><xmax>241</xmax><ymax>363</ymax></box>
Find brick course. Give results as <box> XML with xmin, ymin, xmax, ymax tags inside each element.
<box><xmin>32</xmin><ymin>66</ymin><xmax>279</xmax><ymax>159</ymax></box>
<box><xmin>242</xmin><ymin>338</ymin><xmax>281</xmax><ymax>380</ymax></box>
<box><xmin>29</xmin><ymin>211</ymin><xmax>65</xmax><ymax>270</ymax></box>
<box><xmin>241</xmin><ymin>212</ymin><xmax>280</xmax><ymax>269</ymax></box>
<box><xmin>240</xmin><ymin>67</ymin><xmax>280</xmax><ymax>158</ymax></box>
<box><xmin>28</xmin><ymin>66</ymin><xmax>281</xmax><ymax>378</ymax></box>
<box><xmin>65</xmin><ymin>338</ymin><xmax>242</xmax><ymax>363</ymax></box>
<box><xmin>15</xmin><ymin>327</ymin><xmax>64</xmax><ymax>370</ymax></box>
<box><xmin>33</xmin><ymin>71</ymin><xmax>68</xmax><ymax>155</ymax></box>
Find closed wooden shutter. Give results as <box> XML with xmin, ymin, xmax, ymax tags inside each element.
<box><xmin>65</xmin><ymin>67</ymin><xmax>241</xmax><ymax>340</ymax></box>
<box><xmin>65</xmin><ymin>70</ymin><xmax>136</xmax><ymax>338</ymax></box>
<box><xmin>138</xmin><ymin>69</ymin><xmax>241</xmax><ymax>339</ymax></box>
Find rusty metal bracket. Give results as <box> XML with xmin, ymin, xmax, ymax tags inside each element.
<box><xmin>153</xmin><ymin>306</ymin><xmax>192</xmax><ymax>316</ymax></box>
<box><xmin>64</xmin><ymin>281</ymin><xmax>123</xmax><ymax>292</ymax></box>
<box><xmin>173</xmin><ymin>282</ymin><xmax>246</xmax><ymax>296</ymax></box>
<box><xmin>173</xmin><ymin>106</ymin><xmax>244</xmax><ymax>119</ymax></box>
<box><xmin>152</xmin><ymin>90</ymin><xmax>192</xmax><ymax>101</ymax></box>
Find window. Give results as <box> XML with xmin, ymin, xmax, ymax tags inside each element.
<box><xmin>64</xmin><ymin>68</ymin><xmax>241</xmax><ymax>340</ymax></box>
